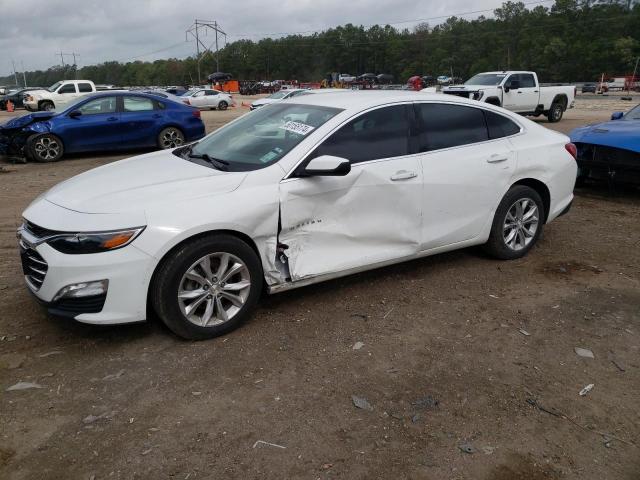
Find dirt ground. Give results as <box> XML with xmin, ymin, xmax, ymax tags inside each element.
<box><xmin>1</xmin><ymin>94</ymin><xmax>639</xmax><ymax>480</ymax></box>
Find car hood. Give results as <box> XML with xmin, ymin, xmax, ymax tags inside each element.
<box><xmin>570</xmin><ymin>119</ymin><xmax>640</xmax><ymax>152</ymax></box>
<box><xmin>0</xmin><ymin>111</ymin><xmax>56</xmax><ymax>131</ymax></box>
<box><xmin>43</xmin><ymin>149</ymin><xmax>247</xmax><ymax>214</ymax></box>
<box><xmin>252</xmin><ymin>98</ymin><xmax>277</xmax><ymax>107</ymax></box>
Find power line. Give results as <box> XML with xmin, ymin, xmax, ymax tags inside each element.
<box><xmin>227</xmin><ymin>0</ymin><xmax>557</xmax><ymax>38</ymax></box>
<box><xmin>186</xmin><ymin>19</ymin><xmax>227</xmax><ymax>83</ymax></box>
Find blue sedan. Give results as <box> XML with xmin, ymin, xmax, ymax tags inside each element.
<box><xmin>570</xmin><ymin>103</ymin><xmax>640</xmax><ymax>185</ymax></box>
<box><xmin>0</xmin><ymin>92</ymin><xmax>205</xmax><ymax>162</ymax></box>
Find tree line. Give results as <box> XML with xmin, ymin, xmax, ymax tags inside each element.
<box><xmin>2</xmin><ymin>0</ymin><xmax>639</xmax><ymax>88</ymax></box>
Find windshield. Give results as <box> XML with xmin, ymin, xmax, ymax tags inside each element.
<box><xmin>267</xmin><ymin>91</ymin><xmax>289</xmax><ymax>100</ymax></box>
<box><xmin>188</xmin><ymin>103</ymin><xmax>342</xmax><ymax>171</ymax></box>
<box><xmin>623</xmin><ymin>105</ymin><xmax>640</xmax><ymax>120</ymax></box>
<box><xmin>465</xmin><ymin>74</ymin><xmax>507</xmax><ymax>86</ymax></box>
<box><xmin>48</xmin><ymin>81</ymin><xmax>62</xmax><ymax>92</ymax></box>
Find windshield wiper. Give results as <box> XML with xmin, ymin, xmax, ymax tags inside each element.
<box><xmin>188</xmin><ymin>152</ymin><xmax>230</xmax><ymax>171</ymax></box>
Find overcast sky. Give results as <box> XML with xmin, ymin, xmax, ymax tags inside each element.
<box><xmin>1</xmin><ymin>0</ymin><xmax>551</xmax><ymax>78</ymax></box>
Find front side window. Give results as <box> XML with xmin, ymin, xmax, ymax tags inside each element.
<box><xmin>123</xmin><ymin>96</ymin><xmax>154</xmax><ymax>112</ymax></box>
<box><xmin>58</xmin><ymin>84</ymin><xmax>77</xmax><ymax>94</ymax></box>
<box><xmin>77</xmin><ymin>97</ymin><xmax>117</xmax><ymax>115</ymax></box>
<box><xmin>415</xmin><ymin>103</ymin><xmax>488</xmax><ymax>151</ymax></box>
<box><xmin>313</xmin><ymin>105</ymin><xmax>409</xmax><ymax>164</ymax></box>
<box><xmin>188</xmin><ymin>103</ymin><xmax>342</xmax><ymax>171</ymax></box>
<box><xmin>78</xmin><ymin>83</ymin><xmax>93</xmax><ymax>93</ymax></box>
<box><xmin>623</xmin><ymin>104</ymin><xmax>640</xmax><ymax>120</ymax></box>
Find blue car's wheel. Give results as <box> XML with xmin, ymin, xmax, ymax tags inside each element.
<box><xmin>27</xmin><ymin>133</ymin><xmax>64</xmax><ymax>163</ymax></box>
<box><xmin>158</xmin><ymin>127</ymin><xmax>185</xmax><ymax>149</ymax></box>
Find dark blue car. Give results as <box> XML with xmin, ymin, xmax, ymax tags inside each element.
<box><xmin>570</xmin><ymin>103</ymin><xmax>640</xmax><ymax>185</ymax></box>
<box><xmin>0</xmin><ymin>92</ymin><xmax>205</xmax><ymax>162</ymax></box>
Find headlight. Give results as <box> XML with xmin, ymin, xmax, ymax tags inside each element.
<box><xmin>473</xmin><ymin>91</ymin><xmax>484</xmax><ymax>101</ymax></box>
<box><xmin>46</xmin><ymin>227</ymin><xmax>145</xmax><ymax>254</ymax></box>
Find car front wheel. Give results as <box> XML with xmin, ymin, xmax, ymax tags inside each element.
<box><xmin>483</xmin><ymin>185</ymin><xmax>544</xmax><ymax>260</ymax></box>
<box><xmin>151</xmin><ymin>234</ymin><xmax>263</xmax><ymax>340</ymax></box>
<box><xmin>27</xmin><ymin>133</ymin><xmax>64</xmax><ymax>162</ymax></box>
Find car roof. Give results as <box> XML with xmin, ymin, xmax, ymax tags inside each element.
<box><xmin>285</xmin><ymin>90</ymin><xmax>498</xmax><ymax>111</ymax></box>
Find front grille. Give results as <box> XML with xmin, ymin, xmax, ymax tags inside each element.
<box><xmin>24</xmin><ymin>220</ymin><xmax>64</xmax><ymax>238</ymax></box>
<box><xmin>51</xmin><ymin>294</ymin><xmax>107</xmax><ymax>315</ymax></box>
<box><xmin>19</xmin><ymin>240</ymin><xmax>48</xmax><ymax>290</ymax></box>
<box><xmin>443</xmin><ymin>90</ymin><xmax>473</xmax><ymax>99</ymax></box>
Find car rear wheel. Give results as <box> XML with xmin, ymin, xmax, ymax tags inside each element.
<box><xmin>547</xmin><ymin>102</ymin><xmax>563</xmax><ymax>123</ymax></box>
<box><xmin>27</xmin><ymin>133</ymin><xmax>64</xmax><ymax>162</ymax></box>
<box><xmin>483</xmin><ymin>185</ymin><xmax>544</xmax><ymax>260</ymax></box>
<box><xmin>157</xmin><ymin>127</ymin><xmax>185</xmax><ymax>149</ymax></box>
<box><xmin>151</xmin><ymin>234</ymin><xmax>263</xmax><ymax>340</ymax></box>
<box><xmin>218</xmin><ymin>101</ymin><xmax>228</xmax><ymax>111</ymax></box>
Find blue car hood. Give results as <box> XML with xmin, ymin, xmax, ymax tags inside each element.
<box><xmin>0</xmin><ymin>111</ymin><xmax>56</xmax><ymax>131</ymax></box>
<box><xmin>570</xmin><ymin>120</ymin><xmax>640</xmax><ymax>153</ymax></box>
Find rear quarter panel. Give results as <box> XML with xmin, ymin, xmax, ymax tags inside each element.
<box><xmin>508</xmin><ymin>123</ymin><xmax>576</xmax><ymax>221</ymax></box>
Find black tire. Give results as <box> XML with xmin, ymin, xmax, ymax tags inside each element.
<box><xmin>151</xmin><ymin>234</ymin><xmax>263</xmax><ymax>340</ymax></box>
<box><xmin>483</xmin><ymin>185</ymin><xmax>544</xmax><ymax>260</ymax></box>
<box><xmin>547</xmin><ymin>102</ymin><xmax>563</xmax><ymax>123</ymax></box>
<box><xmin>26</xmin><ymin>133</ymin><xmax>64</xmax><ymax>163</ymax></box>
<box><xmin>40</xmin><ymin>101</ymin><xmax>55</xmax><ymax>112</ymax></box>
<box><xmin>218</xmin><ymin>101</ymin><xmax>228</xmax><ymax>111</ymax></box>
<box><xmin>157</xmin><ymin>127</ymin><xmax>185</xmax><ymax>149</ymax></box>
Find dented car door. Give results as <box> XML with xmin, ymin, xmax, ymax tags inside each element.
<box><xmin>278</xmin><ymin>104</ymin><xmax>422</xmax><ymax>281</ymax></box>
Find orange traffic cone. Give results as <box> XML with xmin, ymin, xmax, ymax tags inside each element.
<box><xmin>6</xmin><ymin>100</ymin><xmax>14</xmax><ymax>112</ymax></box>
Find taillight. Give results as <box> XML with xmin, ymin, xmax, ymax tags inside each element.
<box><xmin>565</xmin><ymin>142</ymin><xmax>577</xmax><ymax>160</ymax></box>
<box><xmin>192</xmin><ymin>109</ymin><xmax>201</xmax><ymax>118</ymax></box>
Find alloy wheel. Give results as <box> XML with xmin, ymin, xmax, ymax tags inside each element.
<box><xmin>161</xmin><ymin>128</ymin><xmax>184</xmax><ymax>148</ymax></box>
<box><xmin>502</xmin><ymin>198</ymin><xmax>539</xmax><ymax>251</ymax></box>
<box><xmin>177</xmin><ymin>252</ymin><xmax>251</xmax><ymax>327</ymax></box>
<box><xmin>34</xmin><ymin>137</ymin><xmax>60</xmax><ymax>160</ymax></box>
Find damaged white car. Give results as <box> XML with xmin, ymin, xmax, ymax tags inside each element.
<box><xmin>18</xmin><ymin>92</ymin><xmax>577</xmax><ymax>339</ymax></box>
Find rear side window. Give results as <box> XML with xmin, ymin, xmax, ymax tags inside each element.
<box><xmin>314</xmin><ymin>105</ymin><xmax>409</xmax><ymax>164</ymax></box>
<box><xmin>123</xmin><ymin>96</ymin><xmax>154</xmax><ymax>112</ymax></box>
<box><xmin>519</xmin><ymin>74</ymin><xmax>536</xmax><ymax>88</ymax></box>
<box><xmin>78</xmin><ymin>83</ymin><xmax>93</xmax><ymax>93</ymax></box>
<box><xmin>415</xmin><ymin>103</ymin><xmax>488</xmax><ymax>151</ymax></box>
<box><xmin>58</xmin><ymin>84</ymin><xmax>76</xmax><ymax>94</ymax></box>
<box><xmin>205</xmin><ymin>90</ymin><xmax>219</xmax><ymax>96</ymax></box>
<box><xmin>484</xmin><ymin>110</ymin><xmax>521</xmax><ymax>139</ymax></box>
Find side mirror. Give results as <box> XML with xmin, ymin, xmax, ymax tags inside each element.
<box><xmin>301</xmin><ymin>155</ymin><xmax>351</xmax><ymax>177</ymax></box>
<box><xmin>611</xmin><ymin>111</ymin><xmax>624</xmax><ymax>120</ymax></box>
<box><xmin>68</xmin><ymin>110</ymin><xmax>82</xmax><ymax>118</ymax></box>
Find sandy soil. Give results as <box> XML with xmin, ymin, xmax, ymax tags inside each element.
<box><xmin>1</xmin><ymin>95</ymin><xmax>639</xmax><ymax>480</ymax></box>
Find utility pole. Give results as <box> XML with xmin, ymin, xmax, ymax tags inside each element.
<box><xmin>56</xmin><ymin>52</ymin><xmax>80</xmax><ymax>79</ymax></box>
<box><xmin>11</xmin><ymin>60</ymin><xmax>18</xmax><ymax>86</ymax></box>
<box><xmin>21</xmin><ymin>61</ymin><xmax>27</xmax><ymax>87</ymax></box>
<box><xmin>186</xmin><ymin>19</ymin><xmax>227</xmax><ymax>84</ymax></box>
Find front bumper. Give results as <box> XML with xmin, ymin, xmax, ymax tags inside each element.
<box><xmin>17</xmin><ymin>227</ymin><xmax>156</xmax><ymax>325</ymax></box>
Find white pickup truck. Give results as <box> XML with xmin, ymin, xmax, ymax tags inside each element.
<box><xmin>441</xmin><ymin>71</ymin><xmax>575</xmax><ymax>122</ymax></box>
<box><xmin>24</xmin><ymin>80</ymin><xmax>97</xmax><ymax>112</ymax></box>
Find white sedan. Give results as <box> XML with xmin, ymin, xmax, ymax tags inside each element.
<box><xmin>182</xmin><ymin>89</ymin><xmax>233</xmax><ymax>110</ymax></box>
<box><xmin>18</xmin><ymin>92</ymin><xmax>576</xmax><ymax>339</ymax></box>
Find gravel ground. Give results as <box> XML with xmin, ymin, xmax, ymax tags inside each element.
<box><xmin>1</xmin><ymin>95</ymin><xmax>639</xmax><ymax>480</ymax></box>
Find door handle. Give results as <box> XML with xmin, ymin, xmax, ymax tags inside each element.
<box><xmin>390</xmin><ymin>170</ymin><xmax>417</xmax><ymax>181</ymax></box>
<box><xmin>487</xmin><ymin>154</ymin><xmax>509</xmax><ymax>163</ymax></box>
<box><xmin>107</xmin><ymin>117</ymin><xmax>118</xmax><ymax>121</ymax></box>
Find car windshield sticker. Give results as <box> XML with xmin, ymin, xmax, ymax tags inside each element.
<box><xmin>280</xmin><ymin>121</ymin><xmax>315</xmax><ymax>136</ymax></box>
<box><xmin>260</xmin><ymin>150</ymin><xmax>279</xmax><ymax>163</ymax></box>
